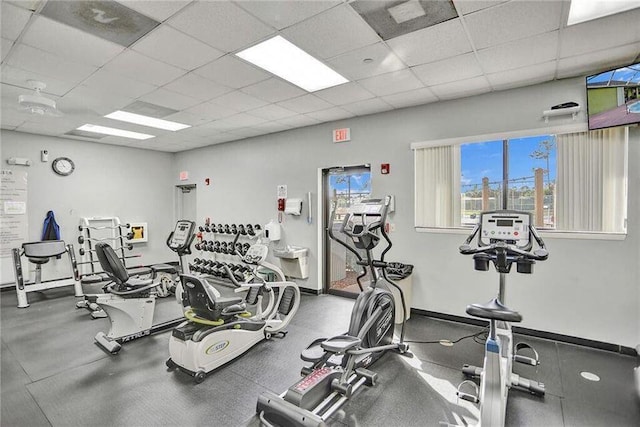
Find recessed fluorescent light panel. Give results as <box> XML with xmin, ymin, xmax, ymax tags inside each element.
<box><xmin>76</xmin><ymin>124</ymin><xmax>155</xmax><ymax>140</ymax></box>
<box><xmin>105</xmin><ymin>110</ymin><xmax>190</xmax><ymax>131</ymax></box>
<box><xmin>236</xmin><ymin>36</ymin><xmax>348</xmax><ymax>92</ymax></box>
<box><xmin>567</xmin><ymin>0</ymin><xmax>640</xmax><ymax>26</ymax></box>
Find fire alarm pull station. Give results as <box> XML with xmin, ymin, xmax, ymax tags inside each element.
<box><xmin>381</xmin><ymin>163</ymin><xmax>390</xmax><ymax>174</ymax></box>
<box><xmin>277</xmin><ymin>185</ymin><xmax>287</xmax><ymax>222</ymax></box>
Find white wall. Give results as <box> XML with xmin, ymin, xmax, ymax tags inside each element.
<box><xmin>0</xmin><ymin>130</ymin><xmax>176</xmax><ymax>284</ymax></box>
<box><xmin>172</xmin><ymin>77</ymin><xmax>640</xmax><ymax>348</ymax></box>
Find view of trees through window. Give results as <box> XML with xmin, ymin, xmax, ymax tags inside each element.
<box><xmin>461</xmin><ymin>135</ymin><xmax>557</xmax><ymax>228</ymax></box>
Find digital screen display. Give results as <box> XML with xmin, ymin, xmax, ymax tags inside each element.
<box><xmin>587</xmin><ymin>61</ymin><xmax>640</xmax><ymax>130</ymax></box>
<box><xmin>496</xmin><ymin>219</ymin><xmax>513</xmax><ymax>227</ymax></box>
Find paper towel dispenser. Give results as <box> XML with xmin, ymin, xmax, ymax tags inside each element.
<box><xmin>285</xmin><ymin>198</ymin><xmax>303</xmax><ymax>216</ymax></box>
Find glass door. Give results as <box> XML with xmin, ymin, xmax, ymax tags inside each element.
<box><xmin>323</xmin><ymin>165</ymin><xmax>371</xmax><ymax>297</ymax></box>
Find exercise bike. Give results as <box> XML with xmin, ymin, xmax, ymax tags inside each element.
<box><xmin>166</xmin><ymin>231</ymin><xmax>300</xmax><ymax>383</ymax></box>
<box><xmin>257</xmin><ymin>196</ymin><xmax>410</xmax><ymax>427</ymax></box>
<box><xmin>456</xmin><ymin>210</ymin><xmax>549</xmax><ymax>426</ymax></box>
<box><xmin>93</xmin><ymin>220</ymin><xmax>196</xmax><ymax>354</ymax></box>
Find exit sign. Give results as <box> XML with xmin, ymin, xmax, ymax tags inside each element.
<box><xmin>333</xmin><ymin>128</ymin><xmax>351</xmax><ymax>143</ymax></box>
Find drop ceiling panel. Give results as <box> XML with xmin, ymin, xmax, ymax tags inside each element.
<box><xmin>381</xmin><ymin>87</ymin><xmax>438</xmax><ymax>108</ymax></box>
<box><xmin>477</xmin><ymin>31</ymin><xmax>559</xmax><ymax>74</ymax></box>
<box><xmin>168</xmin><ymin>1</ymin><xmax>274</xmax><ymax>53</ymax></box>
<box><xmin>116</xmin><ymin>0</ymin><xmax>192</xmax><ymax>22</ymax></box>
<box><xmin>6</xmin><ymin>44</ymin><xmax>98</xmax><ymax>85</ymax></box>
<box><xmin>464</xmin><ymin>0</ymin><xmax>562</xmax><ymax>50</ymax></box>
<box><xmin>194</xmin><ymin>55</ymin><xmax>270</xmax><ymax>89</ymax></box>
<box><xmin>58</xmin><ymin>84</ymin><xmax>135</xmax><ymax>116</ymax></box>
<box><xmin>1</xmin><ymin>38</ymin><xmax>15</xmax><ymax>62</ymax></box>
<box><xmin>341</xmin><ymin>97</ymin><xmax>392</xmax><ymax>116</ymax></box>
<box><xmin>208</xmin><ymin>90</ymin><xmax>269</xmax><ymax>112</ymax></box>
<box><xmin>163</xmin><ymin>73</ymin><xmax>232</xmax><ymax>101</ymax></box>
<box><xmin>557</xmin><ymin>42</ymin><xmax>640</xmax><ymax>79</ymax></box>
<box><xmin>132</xmin><ymin>25</ymin><xmax>223</xmax><ymax>70</ymax></box>
<box><xmin>429</xmin><ymin>75</ymin><xmax>491</xmax><ymax>100</ymax></box>
<box><xmin>412</xmin><ymin>53</ymin><xmax>483</xmax><ymax>86</ymax></box>
<box><xmin>326</xmin><ymin>42</ymin><xmax>407</xmax><ymax>81</ymax></box>
<box><xmin>1</xmin><ymin>108</ymin><xmax>28</xmax><ymax>128</ymax></box>
<box><xmin>314</xmin><ymin>82</ymin><xmax>375</xmax><ymax>105</ymax></box>
<box><xmin>248</xmin><ymin>104</ymin><xmax>297</xmax><ymax>121</ymax></box>
<box><xmin>139</xmin><ymin>87</ymin><xmax>202</xmax><ymax>110</ymax></box>
<box><xmin>103</xmin><ymin>50</ymin><xmax>186</xmax><ymax>86</ymax></box>
<box><xmin>81</xmin><ymin>68</ymin><xmax>157</xmax><ymax>98</ymax></box>
<box><xmin>236</xmin><ymin>0</ymin><xmax>340</xmax><ymax>30</ymax></box>
<box><xmin>358</xmin><ymin>69</ymin><xmax>424</xmax><ymax>97</ymax></box>
<box><xmin>1</xmin><ymin>65</ymin><xmax>75</xmax><ymax>96</ymax></box>
<box><xmin>559</xmin><ymin>8</ymin><xmax>640</xmax><ymax>58</ymax></box>
<box><xmin>276</xmin><ymin>94</ymin><xmax>334</xmax><ymax>114</ymax></box>
<box><xmin>277</xmin><ymin>114</ymin><xmax>320</xmax><ymax>128</ymax></box>
<box><xmin>185</xmin><ymin>100</ymin><xmax>239</xmax><ymax>120</ymax></box>
<box><xmin>163</xmin><ymin>111</ymin><xmax>212</xmax><ymax>127</ymax></box>
<box><xmin>240</xmin><ymin>78</ymin><xmax>306</xmax><ymax>103</ymax></box>
<box><xmin>455</xmin><ymin>0</ymin><xmax>508</xmax><ymax>16</ymax></box>
<box><xmin>226</xmin><ymin>127</ymin><xmax>265</xmax><ymax>139</ymax></box>
<box><xmin>1</xmin><ymin>2</ymin><xmax>32</xmax><ymax>41</ymax></box>
<box><xmin>251</xmin><ymin>120</ymin><xmax>292</xmax><ymax>133</ymax></box>
<box><xmin>487</xmin><ymin>60</ymin><xmax>557</xmax><ymax>91</ymax></box>
<box><xmin>219</xmin><ymin>112</ymin><xmax>268</xmax><ymax>128</ymax></box>
<box><xmin>281</xmin><ymin>3</ymin><xmax>380</xmax><ymax>59</ymax></box>
<box><xmin>306</xmin><ymin>106</ymin><xmax>354</xmax><ymax>122</ymax></box>
<box><xmin>387</xmin><ymin>18</ymin><xmax>472</xmax><ymax>66</ymax></box>
<box><xmin>21</xmin><ymin>16</ymin><xmax>124</xmax><ymax>67</ymax></box>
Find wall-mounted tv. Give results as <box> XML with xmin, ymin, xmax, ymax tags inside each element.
<box><xmin>586</xmin><ymin>62</ymin><xmax>640</xmax><ymax>130</ymax></box>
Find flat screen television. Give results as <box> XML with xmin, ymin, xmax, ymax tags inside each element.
<box><xmin>586</xmin><ymin>61</ymin><xmax>640</xmax><ymax>130</ymax></box>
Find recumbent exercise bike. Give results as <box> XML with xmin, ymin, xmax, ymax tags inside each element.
<box><xmin>456</xmin><ymin>210</ymin><xmax>549</xmax><ymax>426</ymax></box>
<box><xmin>257</xmin><ymin>195</ymin><xmax>410</xmax><ymax>427</ymax></box>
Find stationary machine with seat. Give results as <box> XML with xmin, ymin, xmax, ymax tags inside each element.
<box><xmin>257</xmin><ymin>196</ymin><xmax>410</xmax><ymax>427</ymax></box>
<box><xmin>12</xmin><ymin>240</ymin><xmax>83</xmax><ymax>308</ymax></box>
<box><xmin>456</xmin><ymin>210</ymin><xmax>549</xmax><ymax>426</ymax></box>
<box><xmin>93</xmin><ymin>220</ymin><xmax>196</xmax><ymax>354</ymax></box>
<box><xmin>166</xmin><ymin>233</ymin><xmax>300</xmax><ymax>383</ymax></box>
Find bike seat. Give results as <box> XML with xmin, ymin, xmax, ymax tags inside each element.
<box><xmin>466</xmin><ymin>298</ymin><xmax>522</xmax><ymax>323</ymax></box>
<box><xmin>321</xmin><ymin>335</ymin><xmax>362</xmax><ymax>354</ymax></box>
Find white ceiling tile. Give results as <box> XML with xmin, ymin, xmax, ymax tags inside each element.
<box><xmin>412</xmin><ymin>53</ymin><xmax>483</xmax><ymax>86</ymax></box>
<box><xmin>559</xmin><ymin>8</ymin><xmax>640</xmax><ymax>59</ymax></box>
<box><xmin>281</xmin><ymin>4</ymin><xmax>380</xmax><ymax>59</ymax></box>
<box><xmin>7</xmin><ymin>43</ymin><xmax>98</xmax><ymax>85</ymax></box>
<box><xmin>1</xmin><ymin>65</ymin><xmax>75</xmax><ymax>96</ymax></box>
<box><xmin>557</xmin><ymin>43</ymin><xmax>640</xmax><ymax>79</ymax></box>
<box><xmin>237</xmin><ymin>0</ymin><xmax>340</xmax><ymax>30</ymax></box>
<box><xmin>168</xmin><ymin>1</ymin><xmax>275</xmax><ymax>53</ymax></box>
<box><xmin>58</xmin><ymin>85</ymin><xmax>135</xmax><ymax>116</ymax></box>
<box><xmin>358</xmin><ymin>69</ymin><xmax>424</xmax><ymax>97</ymax></box>
<box><xmin>82</xmin><ymin>69</ymin><xmax>157</xmax><ymax>99</ymax></box>
<box><xmin>208</xmin><ymin>90</ymin><xmax>268</xmax><ymax>112</ymax></box>
<box><xmin>341</xmin><ymin>98</ymin><xmax>393</xmax><ymax>116</ymax></box>
<box><xmin>276</xmin><ymin>94</ymin><xmax>334</xmax><ymax>113</ymax></box>
<box><xmin>251</xmin><ymin>121</ymin><xmax>292</xmax><ymax>133</ymax></box>
<box><xmin>139</xmin><ymin>87</ymin><xmax>201</xmax><ymax>110</ymax></box>
<box><xmin>185</xmin><ymin>101</ymin><xmax>239</xmax><ymax>120</ymax></box>
<box><xmin>2</xmin><ymin>38</ymin><xmax>14</xmax><ymax>62</ymax></box>
<box><xmin>381</xmin><ymin>87</ymin><xmax>439</xmax><ymax>108</ymax></box>
<box><xmin>21</xmin><ymin>16</ymin><xmax>124</xmax><ymax>67</ymax></box>
<box><xmin>464</xmin><ymin>0</ymin><xmax>562</xmax><ymax>50</ymax></box>
<box><xmin>314</xmin><ymin>82</ymin><xmax>375</xmax><ymax>105</ymax></box>
<box><xmin>1</xmin><ymin>107</ymin><xmax>28</xmax><ymax>127</ymax></box>
<box><xmin>387</xmin><ymin>18</ymin><xmax>472</xmax><ymax>66</ymax></box>
<box><xmin>226</xmin><ymin>127</ymin><xmax>266</xmax><ymax>139</ymax></box>
<box><xmin>248</xmin><ymin>104</ymin><xmax>297</xmax><ymax>120</ymax></box>
<box><xmin>306</xmin><ymin>106</ymin><xmax>354</xmax><ymax>122</ymax></box>
<box><xmin>116</xmin><ymin>0</ymin><xmax>192</xmax><ymax>21</ymax></box>
<box><xmin>487</xmin><ymin>60</ymin><xmax>557</xmax><ymax>91</ymax></box>
<box><xmin>163</xmin><ymin>111</ymin><xmax>212</xmax><ymax>126</ymax></box>
<box><xmin>1</xmin><ymin>2</ymin><xmax>32</xmax><ymax>41</ymax></box>
<box><xmin>429</xmin><ymin>76</ymin><xmax>491</xmax><ymax>100</ymax></box>
<box><xmin>326</xmin><ymin>42</ymin><xmax>407</xmax><ymax>81</ymax></box>
<box><xmin>6</xmin><ymin>1</ymin><xmax>41</xmax><ymax>12</ymax></box>
<box><xmin>477</xmin><ymin>31</ymin><xmax>559</xmax><ymax>74</ymax></box>
<box><xmin>194</xmin><ymin>55</ymin><xmax>270</xmax><ymax>89</ymax></box>
<box><xmin>194</xmin><ymin>118</ymin><xmax>242</xmax><ymax>133</ymax></box>
<box><xmin>0</xmin><ymin>82</ymin><xmax>27</xmax><ymax>101</ymax></box>
<box><xmin>164</xmin><ymin>73</ymin><xmax>232</xmax><ymax>101</ymax></box>
<box><xmin>240</xmin><ymin>78</ymin><xmax>306</xmax><ymax>103</ymax></box>
<box><xmin>277</xmin><ymin>114</ymin><xmax>320</xmax><ymax>128</ymax></box>
<box><xmin>219</xmin><ymin>113</ymin><xmax>268</xmax><ymax>128</ymax></box>
<box><xmin>103</xmin><ymin>50</ymin><xmax>187</xmax><ymax>86</ymax></box>
<box><xmin>132</xmin><ymin>25</ymin><xmax>223</xmax><ymax>70</ymax></box>
<box><xmin>455</xmin><ymin>1</ymin><xmax>508</xmax><ymax>16</ymax></box>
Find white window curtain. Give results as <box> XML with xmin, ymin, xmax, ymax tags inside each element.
<box><xmin>415</xmin><ymin>145</ymin><xmax>461</xmax><ymax>228</ymax></box>
<box><xmin>556</xmin><ymin>127</ymin><xmax>628</xmax><ymax>232</ymax></box>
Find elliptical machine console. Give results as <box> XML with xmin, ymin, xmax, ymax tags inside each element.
<box><xmin>457</xmin><ymin>210</ymin><xmax>548</xmax><ymax>427</ymax></box>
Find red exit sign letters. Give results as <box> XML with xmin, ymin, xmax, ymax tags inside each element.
<box><xmin>333</xmin><ymin>128</ymin><xmax>351</xmax><ymax>143</ymax></box>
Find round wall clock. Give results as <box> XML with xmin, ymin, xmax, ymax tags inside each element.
<box><xmin>52</xmin><ymin>157</ymin><xmax>75</xmax><ymax>176</ymax></box>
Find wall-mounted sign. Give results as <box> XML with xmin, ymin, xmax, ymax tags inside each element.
<box><xmin>333</xmin><ymin>128</ymin><xmax>351</xmax><ymax>143</ymax></box>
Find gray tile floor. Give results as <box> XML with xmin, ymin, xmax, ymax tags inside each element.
<box><xmin>1</xmin><ymin>284</ymin><xmax>638</xmax><ymax>426</ymax></box>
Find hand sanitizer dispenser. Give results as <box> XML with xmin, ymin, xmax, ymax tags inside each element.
<box><xmin>264</xmin><ymin>220</ymin><xmax>281</xmax><ymax>241</ymax></box>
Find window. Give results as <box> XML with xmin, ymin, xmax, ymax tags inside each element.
<box><xmin>414</xmin><ymin>127</ymin><xmax>628</xmax><ymax>233</ymax></box>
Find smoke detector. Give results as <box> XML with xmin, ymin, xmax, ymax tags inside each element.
<box><xmin>18</xmin><ymin>80</ymin><xmax>64</xmax><ymax>117</ymax></box>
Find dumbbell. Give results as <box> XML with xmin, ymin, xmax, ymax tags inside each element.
<box><xmin>79</xmin><ymin>244</ymin><xmax>133</xmax><ymax>256</ymax></box>
<box><xmin>212</xmin><ymin>241</ymin><xmax>220</xmax><ymax>253</ymax></box>
<box><xmin>231</xmin><ymin>224</ymin><xmax>238</xmax><ymax>235</ymax></box>
<box><xmin>193</xmin><ymin>258</ymin><xmax>203</xmax><ymax>265</ymax></box>
<box><xmin>243</xmin><ymin>243</ymin><xmax>251</xmax><ymax>253</ymax></box>
<box><xmin>238</xmin><ymin>224</ymin><xmax>246</xmax><ymax>235</ymax></box>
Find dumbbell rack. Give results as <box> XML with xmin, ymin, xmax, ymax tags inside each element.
<box><xmin>190</xmin><ymin>223</ymin><xmax>264</xmax><ymax>286</ymax></box>
<box><xmin>77</xmin><ymin>217</ymin><xmax>137</xmax><ymax>282</ymax></box>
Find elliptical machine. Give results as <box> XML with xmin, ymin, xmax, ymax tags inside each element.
<box><xmin>257</xmin><ymin>196</ymin><xmax>410</xmax><ymax>427</ymax></box>
<box><xmin>456</xmin><ymin>210</ymin><xmax>549</xmax><ymax>426</ymax></box>
<box><xmin>93</xmin><ymin>220</ymin><xmax>196</xmax><ymax>354</ymax></box>
<box><xmin>166</xmin><ymin>231</ymin><xmax>300</xmax><ymax>383</ymax></box>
